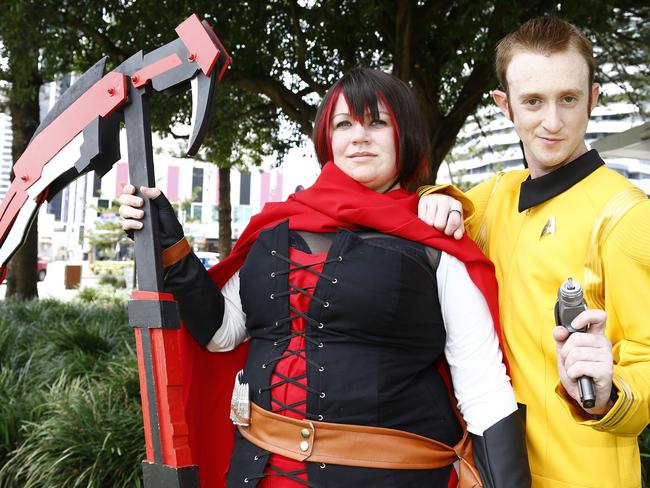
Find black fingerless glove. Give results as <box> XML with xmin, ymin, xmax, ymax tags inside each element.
<box><xmin>131</xmin><ymin>191</ymin><xmax>226</xmax><ymax>347</ymax></box>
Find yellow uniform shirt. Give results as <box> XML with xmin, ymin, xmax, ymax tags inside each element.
<box><xmin>421</xmin><ymin>151</ymin><xmax>650</xmax><ymax>487</ymax></box>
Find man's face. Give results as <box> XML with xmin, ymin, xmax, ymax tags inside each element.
<box><xmin>493</xmin><ymin>48</ymin><xmax>600</xmax><ymax>178</ymax></box>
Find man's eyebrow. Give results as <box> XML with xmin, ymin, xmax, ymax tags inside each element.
<box><xmin>517</xmin><ymin>88</ymin><xmax>585</xmax><ymax>100</ymax></box>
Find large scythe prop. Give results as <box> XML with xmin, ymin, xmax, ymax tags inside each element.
<box><xmin>0</xmin><ymin>14</ymin><xmax>230</xmax><ymax>487</ymax></box>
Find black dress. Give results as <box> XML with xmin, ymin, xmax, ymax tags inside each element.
<box><xmin>226</xmin><ymin>221</ymin><xmax>462</xmax><ymax>488</ymax></box>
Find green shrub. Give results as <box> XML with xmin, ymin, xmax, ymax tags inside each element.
<box><xmin>99</xmin><ymin>273</ymin><xmax>126</xmax><ymax>289</ymax></box>
<box><xmin>0</xmin><ymin>376</ymin><xmax>144</xmax><ymax>488</ymax></box>
<box><xmin>76</xmin><ymin>285</ymin><xmax>128</xmax><ymax>306</ymax></box>
<box><xmin>0</xmin><ymin>299</ymin><xmax>142</xmax><ymax>487</ymax></box>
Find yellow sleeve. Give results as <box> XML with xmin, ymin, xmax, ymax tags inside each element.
<box><xmin>599</xmin><ymin>199</ymin><xmax>650</xmax><ymax>435</ymax></box>
<box><xmin>555</xmin><ymin>199</ymin><xmax>650</xmax><ymax>435</ymax></box>
<box><xmin>464</xmin><ymin>174</ymin><xmax>502</xmax><ymax>240</ymax></box>
<box><xmin>416</xmin><ymin>184</ymin><xmax>475</xmax><ymax>221</ymax></box>
<box><xmin>417</xmin><ymin>173</ymin><xmax>506</xmax><ymax>242</ymax></box>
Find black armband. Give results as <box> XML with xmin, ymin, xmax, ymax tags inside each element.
<box><xmin>163</xmin><ymin>252</ymin><xmax>225</xmax><ymax>347</ymax></box>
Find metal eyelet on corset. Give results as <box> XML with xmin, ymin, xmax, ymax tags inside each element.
<box><xmin>254</xmin><ymin>455</ymin><xmax>260</xmax><ymax>461</ymax></box>
<box><xmin>337</xmin><ymin>256</ymin><xmax>342</xmax><ymax>261</ymax></box>
<box><xmin>318</xmin><ymin>414</ymin><xmax>324</xmax><ymax>420</ymax></box>
<box><xmin>273</xmin><ymin>341</ymin><xmax>278</xmax><ymax>346</ymax></box>
<box><xmin>320</xmin><ymin>392</ymin><xmax>326</xmax><ymax>398</ymax></box>
<box><xmin>318</xmin><ymin>323</ymin><xmax>324</xmax><ymax>329</ymax></box>
<box><xmin>258</xmin><ymin>388</ymin><xmax>262</xmax><ymax>394</ymax></box>
<box><xmin>270</xmin><ymin>272</ymin><xmax>276</xmax><ymax>278</ymax></box>
<box><xmin>323</xmin><ymin>301</ymin><xmax>330</xmax><ymax>308</ymax></box>
<box><xmin>331</xmin><ymin>278</ymin><xmax>338</xmax><ymax>284</ymax></box>
<box><xmin>261</xmin><ymin>364</ymin><xmax>267</xmax><ymax>369</ymax></box>
<box><xmin>320</xmin><ymin>463</ymin><xmax>326</xmax><ymax>469</ymax></box>
<box><xmin>270</xmin><ymin>293</ymin><xmax>275</xmax><ymax>300</ymax></box>
<box><xmin>318</xmin><ymin>366</ymin><xmax>324</xmax><ymax>372</ymax></box>
<box><xmin>244</xmin><ymin>478</ymin><xmax>249</xmax><ymax>483</ymax></box>
<box><xmin>271</xmin><ymin>250</ymin><xmax>277</xmax><ymax>256</ymax></box>
<box><xmin>275</xmin><ymin>321</ymin><xmax>279</xmax><ymax>327</ymax></box>
<box><xmin>318</xmin><ymin>342</ymin><xmax>323</xmax><ymax>348</ymax></box>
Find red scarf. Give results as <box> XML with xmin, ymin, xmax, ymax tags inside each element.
<box><xmin>179</xmin><ymin>162</ymin><xmax>504</xmax><ymax>487</ymax></box>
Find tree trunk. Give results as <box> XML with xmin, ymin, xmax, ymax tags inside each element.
<box><xmin>218</xmin><ymin>166</ymin><xmax>232</xmax><ymax>259</ymax></box>
<box><xmin>6</xmin><ymin>55</ymin><xmax>41</xmax><ymax>300</ymax></box>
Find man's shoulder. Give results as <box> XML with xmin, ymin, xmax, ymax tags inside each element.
<box><xmin>581</xmin><ymin>165</ymin><xmax>645</xmax><ymax>206</ymax></box>
<box><xmin>471</xmin><ymin>169</ymin><xmax>528</xmax><ymax>197</ymax></box>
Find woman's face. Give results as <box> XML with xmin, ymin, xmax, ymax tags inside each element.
<box><xmin>330</xmin><ymin>94</ymin><xmax>398</xmax><ymax>192</ymax></box>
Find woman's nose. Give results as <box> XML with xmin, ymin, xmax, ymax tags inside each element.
<box><xmin>350</xmin><ymin>121</ymin><xmax>369</xmax><ymax>143</ymax></box>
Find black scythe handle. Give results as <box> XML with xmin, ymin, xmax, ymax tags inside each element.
<box><xmin>122</xmin><ymin>55</ymin><xmax>200</xmax><ymax>487</ymax></box>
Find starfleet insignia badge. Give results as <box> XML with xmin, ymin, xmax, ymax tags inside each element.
<box><xmin>540</xmin><ymin>216</ymin><xmax>556</xmax><ymax>239</ymax></box>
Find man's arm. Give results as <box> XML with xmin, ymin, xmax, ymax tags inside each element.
<box><xmin>417</xmin><ymin>173</ymin><xmax>502</xmax><ymax>242</ymax></box>
<box><xmin>555</xmin><ymin>200</ymin><xmax>650</xmax><ymax>435</ymax></box>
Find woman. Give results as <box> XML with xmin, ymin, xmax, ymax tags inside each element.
<box><xmin>119</xmin><ymin>67</ymin><xmax>529</xmax><ymax>487</ymax></box>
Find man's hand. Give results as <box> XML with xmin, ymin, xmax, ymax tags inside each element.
<box><xmin>553</xmin><ymin>309</ymin><xmax>614</xmax><ymax>416</ymax></box>
<box><xmin>417</xmin><ymin>194</ymin><xmax>465</xmax><ymax>240</ymax></box>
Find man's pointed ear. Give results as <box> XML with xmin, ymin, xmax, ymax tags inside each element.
<box><xmin>589</xmin><ymin>82</ymin><xmax>601</xmax><ymax>114</ymax></box>
<box><xmin>492</xmin><ymin>89</ymin><xmax>511</xmax><ymax>121</ymax></box>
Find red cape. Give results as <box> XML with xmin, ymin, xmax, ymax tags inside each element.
<box><xmin>178</xmin><ymin>162</ymin><xmax>504</xmax><ymax>487</ymax></box>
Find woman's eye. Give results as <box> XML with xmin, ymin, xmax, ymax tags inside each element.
<box><xmin>369</xmin><ymin>118</ymin><xmax>387</xmax><ymax>126</ymax></box>
<box><xmin>335</xmin><ymin>120</ymin><xmax>352</xmax><ymax>129</ymax></box>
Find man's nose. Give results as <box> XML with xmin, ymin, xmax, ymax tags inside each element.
<box><xmin>541</xmin><ymin>104</ymin><xmax>564</xmax><ymax>133</ymax></box>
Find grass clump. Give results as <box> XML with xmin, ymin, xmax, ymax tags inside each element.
<box><xmin>76</xmin><ymin>285</ymin><xmax>128</xmax><ymax>306</ymax></box>
<box><xmin>0</xmin><ymin>298</ymin><xmax>143</xmax><ymax>487</ymax></box>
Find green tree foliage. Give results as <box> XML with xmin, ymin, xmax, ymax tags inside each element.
<box><xmin>30</xmin><ymin>1</ymin><xmax>650</xmax><ymax>176</ymax></box>
<box><xmin>0</xmin><ymin>1</ymin><xmax>48</xmax><ymax>299</ymax></box>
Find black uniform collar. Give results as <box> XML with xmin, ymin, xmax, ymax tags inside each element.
<box><xmin>518</xmin><ymin>149</ymin><xmax>604</xmax><ymax>212</ymax></box>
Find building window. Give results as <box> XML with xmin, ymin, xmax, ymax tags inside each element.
<box><xmin>240</xmin><ymin>172</ymin><xmax>251</xmax><ymax>205</ymax></box>
<box><xmin>232</xmin><ymin>205</ymin><xmax>253</xmax><ymax>224</ymax></box>
<box><xmin>48</xmin><ymin>190</ymin><xmax>63</xmax><ymax>221</ymax></box>
<box><xmin>190</xmin><ymin>202</ymin><xmax>202</xmax><ymax>222</ymax></box>
<box><xmin>192</xmin><ymin>167</ymin><xmax>204</xmax><ymax>202</ymax></box>
<box><xmin>93</xmin><ymin>172</ymin><xmax>102</xmax><ymax>197</ymax></box>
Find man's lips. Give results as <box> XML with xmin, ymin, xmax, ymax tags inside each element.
<box><xmin>538</xmin><ymin>136</ymin><xmax>564</xmax><ymax>143</ymax></box>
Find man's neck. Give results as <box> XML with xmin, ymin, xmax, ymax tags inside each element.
<box><xmin>528</xmin><ymin>143</ymin><xmax>589</xmax><ymax>179</ymax></box>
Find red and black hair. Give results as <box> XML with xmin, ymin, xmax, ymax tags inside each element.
<box><xmin>312</xmin><ymin>67</ymin><xmax>430</xmax><ymax>188</ymax></box>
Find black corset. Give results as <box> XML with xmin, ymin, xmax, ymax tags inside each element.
<box><xmin>226</xmin><ymin>221</ymin><xmax>462</xmax><ymax>488</ymax></box>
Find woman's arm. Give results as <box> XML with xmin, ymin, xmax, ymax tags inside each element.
<box><xmin>205</xmin><ymin>271</ymin><xmax>248</xmax><ymax>352</ymax></box>
<box><xmin>437</xmin><ymin>252</ymin><xmax>531</xmax><ymax>487</ymax></box>
<box><xmin>118</xmin><ymin>184</ymin><xmax>248</xmax><ymax>349</ymax></box>
<box><xmin>437</xmin><ymin>252</ymin><xmax>516</xmax><ymax>433</ymax></box>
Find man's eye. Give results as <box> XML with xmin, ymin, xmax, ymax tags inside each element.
<box><xmin>563</xmin><ymin>96</ymin><xmax>577</xmax><ymax>104</ymax></box>
<box><xmin>526</xmin><ymin>99</ymin><xmax>540</xmax><ymax>106</ymax></box>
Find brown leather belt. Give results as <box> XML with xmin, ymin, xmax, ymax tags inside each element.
<box><xmin>238</xmin><ymin>402</ymin><xmax>482</xmax><ymax>487</ymax></box>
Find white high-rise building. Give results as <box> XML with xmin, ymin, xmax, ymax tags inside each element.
<box><xmin>0</xmin><ymin>112</ymin><xmax>13</xmax><ymax>201</ymax></box>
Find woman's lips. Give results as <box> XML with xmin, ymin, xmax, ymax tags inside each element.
<box><xmin>349</xmin><ymin>151</ymin><xmax>376</xmax><ymax>160</ymax></box>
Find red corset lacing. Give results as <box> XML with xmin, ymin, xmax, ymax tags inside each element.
<box><xmin>250</xmin><ymin>247</ymin><xmax>340</xmax><ymax>487</ymax></box>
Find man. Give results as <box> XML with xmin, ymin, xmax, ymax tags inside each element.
<box><xmin>419</xmin><ymin>16</ymin><xmax>650</xmax><ymax>487</ymax></box>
